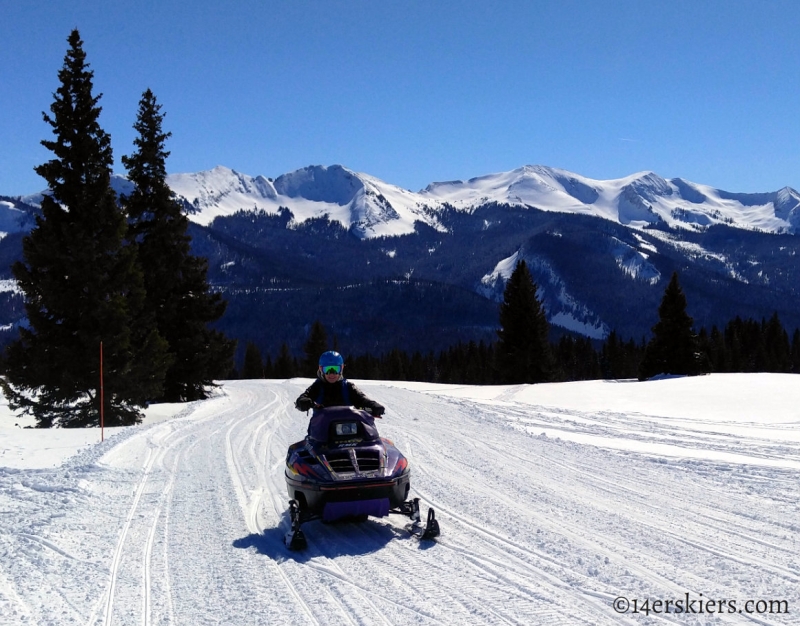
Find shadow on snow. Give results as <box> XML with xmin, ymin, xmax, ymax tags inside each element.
<box><xmin>233</xmin><ymin>511</ymin><xmax>421</xmax><ymax>561</ymax></box>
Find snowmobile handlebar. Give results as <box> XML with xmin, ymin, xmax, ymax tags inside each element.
<box><xmin>310</xmin><ymin>402</ymin><xmax>383</xmax><ymax>418</ymax></box>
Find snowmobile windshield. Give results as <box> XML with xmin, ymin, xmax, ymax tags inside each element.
<box><xmin>308</xmin><ymin>407</ymin><xmax>381</xmax><ymax>443</ymax></box>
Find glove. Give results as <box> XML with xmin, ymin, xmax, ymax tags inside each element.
<box><xmin>296</xmin><ymin>397</ymin><xmax>314</xmax><ymax>412</ymax></box>
<box><xmin>371</xmin><ymin>404</ymin><xmax>385</xmax><ymax>417</ymax></box>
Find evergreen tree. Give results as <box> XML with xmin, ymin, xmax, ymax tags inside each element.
<box><xmin>601</xmin><ymin>330</ymin><xmax>626</xmax><ymax>379</ymax></box>
<box><xmin>495</xmin><ymin>259</ymin><xmax>554</xmax><ymax>383</ymax></box>
<box><xmin>241</xmin><ymin>342</ymin><xmax>264</xmax><ymax>379</ymax></box>
<box><xmin>705</xmin><ymin>325</ymin><xmax>728</xmax><ymax>372</ymax></box>
<box><xmin>122</xmin><ymin>89</ymin><xmax>234</xmax><ymax>401</ymax></box>
<box><xmin>1</xmin><ymin>30</ymin><xmax>169</xmax><ymax>427</ymax></box>
<box><xmin>302</xmin><ymin>320</ymin><xmax>328</xmax><ymax>373</ymax></box>
<box><xmin>625</xmin><ymin>337</ymin><xmax>645</xmax><ymax>378</ymax></box>
<box><xmin>791</xmin><ymin>329</ymin><xmax>800</xmax><ymax>374</ymax></box>
<box><xmin>724</xmin><ymin>317</ymin><xmax>745</xmax><ymax>372</ymax></box>
<box><xmin>385</xmin><ymin>348</ymin><xmax>409</xmax><ymax>381</ymax></box>
<box><xmin>263</xmin><ymin>354</ymin><xmax>274</xmax><ymax>379</ymax></box>
<box><xmin>762</xmin><ymin>312</ymin><xmax>791</xmax><ymax>372</ymax></box>
<box><xmin>638</xmin><ymin>271</ymin><xmax>703</xmax><ymax>380</ymax></box>
<box><xmin>273</xmin><ymin>343</ymin><xmax>296</xmax><ymax>378</ymax></box>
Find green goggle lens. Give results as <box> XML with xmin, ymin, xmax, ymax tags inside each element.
<box><xmin>322</xmin><ymin>365</ymin><xmax>341</xmax><ymax>375</ymax></box>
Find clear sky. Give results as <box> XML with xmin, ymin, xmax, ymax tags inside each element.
<box><xmin>3</xmin><ymin>0</ymin><xmax>800</xmax><ymax>196</ymax></box>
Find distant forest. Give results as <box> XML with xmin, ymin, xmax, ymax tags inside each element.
<box><xmin>238</xmin><ymin>312</ymin><xmax>800</xmax><ymax>384</ymax></box>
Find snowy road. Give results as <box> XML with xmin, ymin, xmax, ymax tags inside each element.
<box><xmin>1</xmin><ymin>376</ymin><xmax>798</xmax><ymax>625</ymax></box>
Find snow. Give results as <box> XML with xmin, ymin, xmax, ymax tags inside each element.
<box><xmin>547</xmin><ymin>312</ymin><xmax>608</xmax><ymax>340</ymax></box>
<box><xmin>166</xmin><ymin>165</ymin><xmax>444</xmax><ymax>238</ymax></box>
<box><xmin>1</xmin><ymin>374</ymin><xmax>798</xmax><ymax>624</ymax></box>
<box><xmin>422</xmin><ymin>166</ymin><xmax>800</xmax><ymax>235</ymax></box>
<box><xmin>0</xmin><ymin>280</ymin><xmax>20</xmax><ymax>294</ymax></box>
<box><xmin>480</xmin><ymin>250</ymin><xmax>519</xmax><ymax>287</ymax></box>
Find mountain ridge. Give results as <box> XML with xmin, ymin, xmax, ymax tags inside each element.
<box><xmin>13</xmin><ymin>163</ymin><xmax>800</xmax><ymax>238</ymax></box>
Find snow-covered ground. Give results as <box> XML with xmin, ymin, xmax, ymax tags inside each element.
<box><xmin>1</xmin><ymin>374</ymin><xmax>798</xmax><ymax>625</ymax></box>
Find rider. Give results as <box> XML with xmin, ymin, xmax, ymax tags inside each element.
<box><xmin>295</xmin><ymin>351</ymin><xmax>385</xmax><ymax>417</ymax></box>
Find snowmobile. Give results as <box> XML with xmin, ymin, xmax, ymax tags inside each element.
<box><xmin>284</xmin><ymin>406</ymin><xmax>440</xmax><ymax>550</ymax></box>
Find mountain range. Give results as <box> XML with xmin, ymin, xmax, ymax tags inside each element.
<box><xmin>2</xmin><ymin>164</ymin><xmax>800</xmax><ymax>361</ymax></box>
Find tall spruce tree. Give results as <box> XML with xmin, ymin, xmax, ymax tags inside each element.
<box><xmin>495</xmin><ymin>259</ymin><xmax>554</xmax><ymax>383</ymax></box>
<box><xmin>241</xmin><ymin>342</ymin><xmax>264</xmax><ymax>379</ymax></box>
<box><xmin>273</xmin><ymin>343</ymin><xmax>296</xmax><ymax>378</ymax></box>
<box><xmin>121</xmin><ymin>89</ymin><xmax>235</xmax><ymax>401</ymax></box>
<box><xmin>2</xmin><ymin>30</ymin><xmax>169</xmax><ymax>427</ymax></box>
<box><xmin>762</xmin><ymin>312</ymin><xmax>791</xmax><ymax>372</ymax></box>
<box><xmin>302</xmin><ymin>320</ymin><xmax>328</xmax><ymax>373</ymax></box>
<box><xmin>638</xmin><ymin>271</ymin><xmax>703</xmax><ymax>380</ymax></box>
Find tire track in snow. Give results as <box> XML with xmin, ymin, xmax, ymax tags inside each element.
<box><xmin>221</xmin><ymin>387</ymin><xmax>322</xmax><ymax>626</ymax></box>
<box><xmin>470</xmin><ymin>412</ymin><xmax>800</xmax><ymax>591</ymax></box>
<box><xmin>360</xmin><ymin>525</ymin><xmax>520</xmax><ymax>626</ymax></box>
<box><xmin>294</xmin><ymin>513</ymin><xmax>453</xmax><ymax>625</ymax></box>
<box><xmin>384</xmin><ymin>387</ymin><xmax>799</xmax><ymax>625</ymax></box>
<box><xmin>402</xmin><ymin>426</ymin><xmax>719</xmax><ymax>625</ymax></box>
<box><xmin>223</xmin><ymin>389</ymin><xmax>280</xmax><ymax>533</ymax></box>
<box><xmin>141</xmin><ymin>449</ymin><xmax>182</xmax><ymax>626</ymax></box>
<box><xmin>379</xmin><ymin>392</ymin><xmax>661</xmax><ymax>624</ymax></box>
<box><xmin>0</xmin><ymin>534</ymin><xmax>36</xmax><ymax>624</ymax></box>
<box><xmin>86</xmin><ymin>400</ymin><xmax>230</xmax><ymax>626</ymax></box>
<box><xmin>100</xmin><ymin>447</ymin><xmax>156</xmax><ymax>626</ymax></box>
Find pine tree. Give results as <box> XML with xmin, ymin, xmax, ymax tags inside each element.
<box><xmin>638</xmin><ymin>271</ymin><xmax>703</xmax><ymax>380</ymax></box>
<box><xmin>495</xmin><ymin>259</ymin><xmax>554</xmax><ymax>383</ymax></box>
<box><xmin>241</xmin><ymin>342</ymin><xmax>264</xmax><ymax>379</ymax></box>
<box><xmin>273</xmin><ymin>343</ymin><xmax>296</xmax><ymax>379</ymax></box>
<box><xmin>1</xmin><ymin>30</ymin><xmax>170</xmax><ymax>427</ymax></box>
<box><xmin>302</xmin><ymin>320</ymin><xmax>328</xmax><ymax>374</ymax></box>
<box><xmin>601</xmin><ymin>330</ymin><xmax>626</xmax><ymax>379</ymax></box>
<box><xmin>762</xmin><ymin>312</ymin><xmax>791</xmax><ymax>372</ymax></box>
<box><xmin>122</xmin><ymin>89</ymin><xmax>234</xmax><ymax>401</ymax></box>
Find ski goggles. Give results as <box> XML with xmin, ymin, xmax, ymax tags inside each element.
<box><xmin>321</xmin><ymin>365</ymin><xmax>342</xmax><ymax>375</ymax></box>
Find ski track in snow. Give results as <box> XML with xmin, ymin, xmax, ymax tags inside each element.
<box><xmin>0</xmin><ymin>379</ymin><xmax>798</xmax><ymax>625</ymax></box>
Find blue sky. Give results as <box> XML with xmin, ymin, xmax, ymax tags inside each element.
<box><xmin>3</xmin><ymin>0</ymin><xmax>800</xmax><ymax>196</ymax></box>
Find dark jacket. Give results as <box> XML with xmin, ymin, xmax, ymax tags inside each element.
<box><xmin>295</xmin><ymin>378</ymin><xmax>384</xmax><ymax>416</ymax></box>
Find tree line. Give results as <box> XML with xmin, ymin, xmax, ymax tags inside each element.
<box><xmin>0</xmin><ymin>30</ymin><xmax>235</xmax><ymax>427</ymax></box>
<box><xmin>239</xmin><ymin>263</ymin><xmax>800</xmax><ymax>384</ymax></box>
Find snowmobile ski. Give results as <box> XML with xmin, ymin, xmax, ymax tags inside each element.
<box><xmin>405</xmin><ymin>505</ymin><xmax>440</xmax><ymax>541</ymax></box>
<box><xmin>284</xmin><ymin>499</ymin><xmax>308</xmax><ymax>551</ymax></box>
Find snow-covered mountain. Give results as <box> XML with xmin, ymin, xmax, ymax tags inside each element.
<box><xmin>422</xmin><ymin>165</ymin><xmax>800</xmax><ymax>235</ymax></box>
<box><xmin>15</xmin><ymin>163</ymin><xmax>800</xmax><ymax>238</ymax></box>
<box><xmin>6</xmin><ymin>163</ymin><xmax>800</xmax><ymax>352</ymax></box>
<box><xmin>166</xmin><ymin>164</ymin><xmax>800</xmax><ymax>237</ymax></box>
<box><xmin>166</xmin><ymin>165</ymin><xmax>445</xmax><ymax>238</ymax></box>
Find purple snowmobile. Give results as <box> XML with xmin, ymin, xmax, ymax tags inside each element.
<box><xmin>284</xmin><ymin>406</ymin><xmax>440</xmax><ymax>550</ymax></box>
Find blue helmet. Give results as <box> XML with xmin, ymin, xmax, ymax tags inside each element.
<box><xmin>318</xmin><ymin>351</ymin><xmax>344</xmax><ymax>368</ymax></box>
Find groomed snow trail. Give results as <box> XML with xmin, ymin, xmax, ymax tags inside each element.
<box><xmin>0</xmin><ymin>379</ymin><xmax>798</xmax><ymax>625</ymax></box>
